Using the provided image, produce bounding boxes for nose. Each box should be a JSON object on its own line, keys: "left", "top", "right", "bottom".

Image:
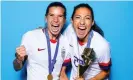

{"left": 53, "top": 16, "right": 59, "bottom": 23}
{"left": 80, "top": 18, "right": 85, "bottom": 25}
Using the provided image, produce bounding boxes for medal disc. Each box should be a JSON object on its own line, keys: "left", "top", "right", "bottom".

{"left": 47, "top": 74, "right": 53, "bottom": 80}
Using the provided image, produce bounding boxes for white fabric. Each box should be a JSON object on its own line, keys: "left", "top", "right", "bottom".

{"left": 63, "top": 24, "right": 111, "bottom": 80}
{"left": 21, "top": 28, "right": 70, "bottom": 80}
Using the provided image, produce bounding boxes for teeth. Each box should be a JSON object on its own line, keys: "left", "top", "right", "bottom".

{"left": 53, "top": 25, "right": 58, "bottom": 27}
{"left": 52, "top": 24, "right": 59, "bottom": 27}
{"left": 52, "top": 26, "right": 59, "bottom": 32}
{"left": 52, "top": 29, "right": 58, "bottom": 32}
{"left": 79, "top": 26, "right": 86, "bottom": 29}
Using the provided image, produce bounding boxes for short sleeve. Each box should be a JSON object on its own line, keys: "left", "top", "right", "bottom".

{"left": 98, "top": 43, "right": 111, "bottom": 71}
{"left": 62, "top": 37, "right": 72, "bottom": 67}
{"left": 20, "top": 31, "right": 31, "bottom": 55}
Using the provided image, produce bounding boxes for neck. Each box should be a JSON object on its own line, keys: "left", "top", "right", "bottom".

{"left": 78, "top": 33, "right": 90, "bottom": 45}
{"left": 48, "top": 30, "right": 58, "bottom": 40}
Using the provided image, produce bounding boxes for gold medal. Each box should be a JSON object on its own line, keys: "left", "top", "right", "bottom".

{"left": 47, "top": 74, "right": 53, "bottom": 80}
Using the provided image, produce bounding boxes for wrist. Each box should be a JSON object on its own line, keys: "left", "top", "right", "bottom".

{"left": 16, "top": 53, "right": 25, "bottom": 61}
{"left": 16, "top": 58, "right": 23, "bottom": 64}
{"left": 90, "top": 77, "right": 97, "bottom": 80}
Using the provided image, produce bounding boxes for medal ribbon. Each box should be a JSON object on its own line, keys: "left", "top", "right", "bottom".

{"left": 86, "top": 30, "right": 93, "bottom": 48}
{"left": 44, "top": 28, "right": 59, "bottom": 74}
{"left": 77, "top": 30, "right": 93, "bottom": 64}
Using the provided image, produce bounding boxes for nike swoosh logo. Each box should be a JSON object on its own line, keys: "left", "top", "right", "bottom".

{"left": 69, "top": 44, "right": 73, "bottom": 47}
{"left": 38, "top": 48, "right": 46, "bottom": 51}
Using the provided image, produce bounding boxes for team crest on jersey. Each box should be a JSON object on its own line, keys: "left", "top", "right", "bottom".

{"left": 61, "top": 47, "right": 66, "bottom": 59}
{"left": 74, "top": 56, "right": 84, "bottom": 67}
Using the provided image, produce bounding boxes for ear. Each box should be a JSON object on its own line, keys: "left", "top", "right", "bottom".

{"left": 45, "top": 16, "right": 47, "bottom": 23}
{"left": 92, "top": 20, "right": 94, "bottom": 26}
{"left": 71, "top": 18, "right": 73, "bottom": 24}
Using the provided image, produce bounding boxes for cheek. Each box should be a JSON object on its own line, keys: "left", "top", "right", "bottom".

{"left": 73, "top": 22, "right": 78, "bottom": 27}
{"left": 46, "top": 19, "right": 51, "bottom": 23}
{"left": 86, "top": 21, "right": 93, "bottom": 26}
{"left": 60, "top": 20, "right": 65, "bottom": 25}
{"left": 60, "top": 19, "right": 65, "bottom": 23}
{"left": 73, "top": 23, "right": 77, "bottom": 30}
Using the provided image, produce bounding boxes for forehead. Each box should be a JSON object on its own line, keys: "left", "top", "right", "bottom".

{"left": 48, "top": 6, "right": 64, "bottom": 14}
{"left": 74, "top": 7, "right": 91, "bottom": 16}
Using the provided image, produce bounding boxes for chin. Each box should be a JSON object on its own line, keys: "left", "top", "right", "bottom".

{"left": 77, "top": 33, "right": 85, "bottom": 37}
{"left": 52, "top": 32, "right": 60, "bottom": 36}
{"left": 77, "top": 36, "right": 84, "bottom": 40}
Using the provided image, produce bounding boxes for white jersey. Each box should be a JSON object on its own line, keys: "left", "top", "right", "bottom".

{"left": 63, "top": 24, "right": 111, "bottom": 80}
{"left": 21, "top": 28, "right": 70, "bottom": 80}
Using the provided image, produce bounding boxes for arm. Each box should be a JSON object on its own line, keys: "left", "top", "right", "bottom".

{"left": 60, "top": 66, "right": 69, "bottom": 80}
{"left": 90, "top": 43, "right": 111, "bottom": 80}
{"left": 90, "top": 70, "right": 110, "bottom": 80}
{"left": 13, "top": 45, "right": 27, "bottom": 71}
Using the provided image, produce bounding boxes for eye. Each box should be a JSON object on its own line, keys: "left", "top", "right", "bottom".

{"left": 85, "top": 17, "right": 91, "bottom": 20}
{"left": 49, "top": 14, "right": 54, "bottom": 17}
{"left": 59, "top": 15, "right": 63, "bottom": 18}
{"left": 75, "top": 16, "right": 80, "bottom": 19}
{"left": 85, "top": 15, "right": 92, "bottom": 20}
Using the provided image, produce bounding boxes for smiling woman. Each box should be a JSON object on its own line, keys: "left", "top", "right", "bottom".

{"left": 62, "top": 3, "right": 111, "bottom": 80}
{"left": 11, "top": 2, "right": 71, "bottom": 80}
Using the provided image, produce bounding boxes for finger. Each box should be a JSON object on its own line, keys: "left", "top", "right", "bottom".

{"left": 16, "top": 47, "right": 20, "bottom": 52}
{"left": 20, "top": 45, "right": 25, "bottom": 49}
{"left": 16, "top": 45, "right": 25, "bottom": 50}
{"left": 19, "top": 46, "right": 26, "bottom": 50}
{"left": 18, "top": 51, "right": 26, "bottom": 57}
{"left": 16, "top": 50, "right": 25, "bottom": 56}
{"left": 16, "top": 47, "right": 26, "bottom": 54}
{"left": 17, "top": 55, "right": 24, "bottom": 61}
{"left": 21, "top": 52, "right": 26, "bottom": 57}
{"left": 19, "top": 49, "right": 26, "bottom": 53}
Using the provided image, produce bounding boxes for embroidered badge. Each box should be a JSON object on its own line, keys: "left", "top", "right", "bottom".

{"left": 61, "top": 47, "right": 66, "bottom": 59}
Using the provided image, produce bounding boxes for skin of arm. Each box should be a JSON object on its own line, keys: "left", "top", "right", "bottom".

{"left": 13, "top": 54, "right": 27, "bottom": 71}
{"left": 74, "top": 70, "right": 109, "bottom": 80}
{"left": 13, "top": 45, "right": 27, "bottom": 71}
{"left": 89, "top": 70, "right": 110, "bottom": 80}
{"left": 60, "top": 66, "right": 69, "bottom": 80}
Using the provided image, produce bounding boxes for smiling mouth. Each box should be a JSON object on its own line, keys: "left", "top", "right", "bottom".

{"left": 78, "top": 26, "right": 86, "bottom": 30}
{"left": 77, "top": 26, "right": 86, "bottom": 35}
{"left": 51, "top": 24, "right": 60, "bottom": 32}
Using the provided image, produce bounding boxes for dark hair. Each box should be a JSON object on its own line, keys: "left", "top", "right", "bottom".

{"left": 71, "top": 3, "right": 104, "bottom": 37}
{"left": 45, "top": 2, "right": 66, "bottom": 18}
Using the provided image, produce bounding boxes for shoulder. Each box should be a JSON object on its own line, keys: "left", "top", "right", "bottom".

{"left": 92, "top": 30, "right": 110, "bottom": 47}
{"left": 63, "top": 24, "right": 74, "bottom": 34}
{"left": 63, "top": 24, "right": 77, "bottom": 44}
{"left": 63, "top": 24, "right": 75, "bottom": 36}
{"left": 92, "top": 30, "right": 110, "bottom": 54}
{"left": 23, "top": 28, "right": 43, "bottom": 38}
{"left": 60, "top": 34, "right": 69, "bottom": 45}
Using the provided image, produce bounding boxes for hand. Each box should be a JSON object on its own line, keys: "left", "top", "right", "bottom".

{"left": 16, "top": 45, "right": 27, "bottom": 61}
{"left": 74, "top": 76, "right": 84, "bottom": 80}
{"left": 89, "top": 77, "right": 97, "bottom": 80}
{"left": 59, "top": 66, "right": 68, "bottom": 80}
{"left": 59, "top": 75, "right": 68, "bottom": 80}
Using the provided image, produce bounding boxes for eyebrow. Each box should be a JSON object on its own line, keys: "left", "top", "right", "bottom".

{"left": 48, "top": 13, "right": 64, "bottom": 15}
{"left": 85, "top": 15, "right": 91, "bottom": 17}
{"left": 74, "top": 15, "right": 92, "bottom": 17}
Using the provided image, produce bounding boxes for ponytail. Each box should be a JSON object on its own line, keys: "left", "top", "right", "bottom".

{"left": 92, "top": 22, "right": 104, "bottom": 37}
